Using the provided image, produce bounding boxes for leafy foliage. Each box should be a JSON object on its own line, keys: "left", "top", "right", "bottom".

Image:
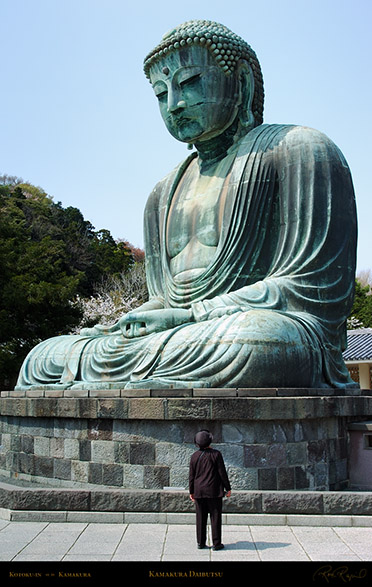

{"left": 347, "top": 279, "right": 372, "bottom": 329}
{"left": 0, "top": 177, "right": 135, "bottom": 388}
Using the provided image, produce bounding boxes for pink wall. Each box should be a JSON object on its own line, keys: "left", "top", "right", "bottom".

{"left": 349, "top": 430, "right": 372, "bottom": 489}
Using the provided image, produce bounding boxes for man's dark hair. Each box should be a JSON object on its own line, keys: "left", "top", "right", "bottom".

{"left": 194, "top": 429, "right": 213, "bottom": 449}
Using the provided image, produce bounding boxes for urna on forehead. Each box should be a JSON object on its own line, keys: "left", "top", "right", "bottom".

{"left": 143, "top": 19, "right": 265, "bottom": 126}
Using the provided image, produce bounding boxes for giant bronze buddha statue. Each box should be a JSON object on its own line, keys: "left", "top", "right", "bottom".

{"left": 16, "top": 20, "right": 358, "bottom": 390}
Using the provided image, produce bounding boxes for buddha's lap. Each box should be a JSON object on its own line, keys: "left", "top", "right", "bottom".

{"left": 30, "top": 308, "right": 316, "bottom": 364}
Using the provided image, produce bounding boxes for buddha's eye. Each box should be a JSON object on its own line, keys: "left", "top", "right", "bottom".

{"left": 180, "top": 73, "right": 201, "bottom": 88}
{"left": 156, "top": 90, "right": 167, "bottom": 102}
{"left": 153, "top": 82, "right": 168, "bottom": 102}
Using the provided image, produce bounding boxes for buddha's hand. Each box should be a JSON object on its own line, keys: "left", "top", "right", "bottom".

{"left": 208, "top": 305, "right": 243, "bottom": 319}
{"left": 119, "top": 308, "right": 193, "bottom": 339}
{"left": 79, "top": 323, "right": 121, "bottom": 336}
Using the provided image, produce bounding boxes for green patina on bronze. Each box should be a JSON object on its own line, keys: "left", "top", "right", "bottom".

{"left": 143, "top": 19, "right": 264, "bottom": 127}
{"left": 15, "top": 20, "right": 358, "bottom": 391}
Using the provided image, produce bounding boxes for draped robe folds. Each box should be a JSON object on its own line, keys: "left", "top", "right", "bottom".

{"left": 15, "top": 124, "right": 358, "bottom": 390}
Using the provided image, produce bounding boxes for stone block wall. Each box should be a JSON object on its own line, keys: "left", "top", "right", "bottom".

{"left": 0, "top": 389, "right": 372, "bottom": 492}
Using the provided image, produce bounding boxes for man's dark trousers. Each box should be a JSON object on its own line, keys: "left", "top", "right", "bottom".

{"left": 194, "top": 497, "right": 223, "bottom": 547}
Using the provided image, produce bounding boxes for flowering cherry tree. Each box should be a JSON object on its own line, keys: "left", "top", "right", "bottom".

{"left": 70, "top": 262, "right": 148, "bottom": 332}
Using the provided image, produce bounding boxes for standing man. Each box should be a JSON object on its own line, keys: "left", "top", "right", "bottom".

{"left": 189, "top": 430, "right": 231, "bottom": 550}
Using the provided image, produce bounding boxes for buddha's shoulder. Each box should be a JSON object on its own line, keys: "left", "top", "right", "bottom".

{"left": 247, "top": 123, "right": 337, "bottom": 150}
{"left": 235, "top": 124, "right": 343, "bottom": 169}
{"left": 146, "top": 153, "right": 197, "bottom": 205}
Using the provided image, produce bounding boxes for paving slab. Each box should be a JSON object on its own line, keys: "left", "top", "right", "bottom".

{"left": 0, "top": 522, "right": 49, "bottom": 560}
{"left": 66, "top": 523, "right": 127, "bottom": 556}
{"left": 112, "top": 523, "right": 167, "bottom": 561}
{"left": 11, "top": 523, "right": 87, "bottom": 561}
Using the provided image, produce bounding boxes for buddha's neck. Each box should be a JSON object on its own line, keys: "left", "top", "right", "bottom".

{"left": 193, "top": 118, "right": 248, "bottom": 171}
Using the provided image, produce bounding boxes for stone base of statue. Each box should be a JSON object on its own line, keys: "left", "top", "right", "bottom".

{"left": 1, "top": 387, "right": 372, "bottom": 517}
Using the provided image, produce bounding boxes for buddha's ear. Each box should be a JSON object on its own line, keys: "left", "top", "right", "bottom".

{"left": 236, "top": 60, "right": 255, "bottom": 130}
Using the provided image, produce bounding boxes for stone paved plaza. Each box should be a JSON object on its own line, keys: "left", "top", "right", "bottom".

{"left": 1, "top": 518, "right": 372, "bottom": 562}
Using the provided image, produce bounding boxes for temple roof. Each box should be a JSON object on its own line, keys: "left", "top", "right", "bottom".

{"left": 343, "top": 328, "right": 372, "bottom": 361}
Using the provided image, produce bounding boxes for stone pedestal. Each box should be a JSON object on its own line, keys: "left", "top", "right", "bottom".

{"left": 1, "top": 388, "right": 372, "bottom": 496}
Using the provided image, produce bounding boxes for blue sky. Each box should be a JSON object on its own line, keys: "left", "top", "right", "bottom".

{"left": 1, "top": 0, "right": 371, "bottom": 272}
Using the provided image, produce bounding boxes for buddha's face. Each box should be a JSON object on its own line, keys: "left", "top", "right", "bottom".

{"left": 149, "top": 46, "right": 241, "bottom": 144}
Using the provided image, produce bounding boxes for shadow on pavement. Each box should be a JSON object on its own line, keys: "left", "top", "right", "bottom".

{"left": 225, "top": 541, "right": 290, "bottom": 550}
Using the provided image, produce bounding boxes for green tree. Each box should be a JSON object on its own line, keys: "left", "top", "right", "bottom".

{"left": 0, "top": 178, "right": 135, "bottom": 388}
{"left": 88, "top": 229, "right": 133, "bottom": 286}
{"left": 348, "top": 279, "right": 372, "bottom": 329}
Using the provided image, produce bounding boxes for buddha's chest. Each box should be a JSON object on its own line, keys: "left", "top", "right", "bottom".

{"left": 166, "top": 158, "right": 232, "bottom": 258}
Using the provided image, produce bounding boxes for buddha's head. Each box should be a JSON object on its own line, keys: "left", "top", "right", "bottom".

{"left": 144, "top": 20, "right": 264, "bottom": 147}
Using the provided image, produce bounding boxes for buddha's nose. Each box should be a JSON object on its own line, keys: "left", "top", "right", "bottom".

{"left": 168, "top": 92, "right": 186, "bottom": 113}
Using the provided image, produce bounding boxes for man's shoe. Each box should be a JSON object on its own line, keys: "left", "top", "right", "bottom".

{"left": 212, "top": 544, "right": 224, "bottom": 551}
{"left": 197, "top": 544, "right": 206, "bottom": 549}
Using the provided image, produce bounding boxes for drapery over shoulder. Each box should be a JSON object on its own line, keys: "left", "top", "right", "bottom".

{"left": 144, "top": 123, "right": 357, "bottom": 387}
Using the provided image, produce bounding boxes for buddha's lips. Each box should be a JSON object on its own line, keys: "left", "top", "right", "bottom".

{"left": 171, "top": 115, "right": 192, "bottom": 127}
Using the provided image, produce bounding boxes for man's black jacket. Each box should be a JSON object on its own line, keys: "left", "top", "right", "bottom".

{"left": 189, "top": 447, "right": 231, "bottom": 498}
